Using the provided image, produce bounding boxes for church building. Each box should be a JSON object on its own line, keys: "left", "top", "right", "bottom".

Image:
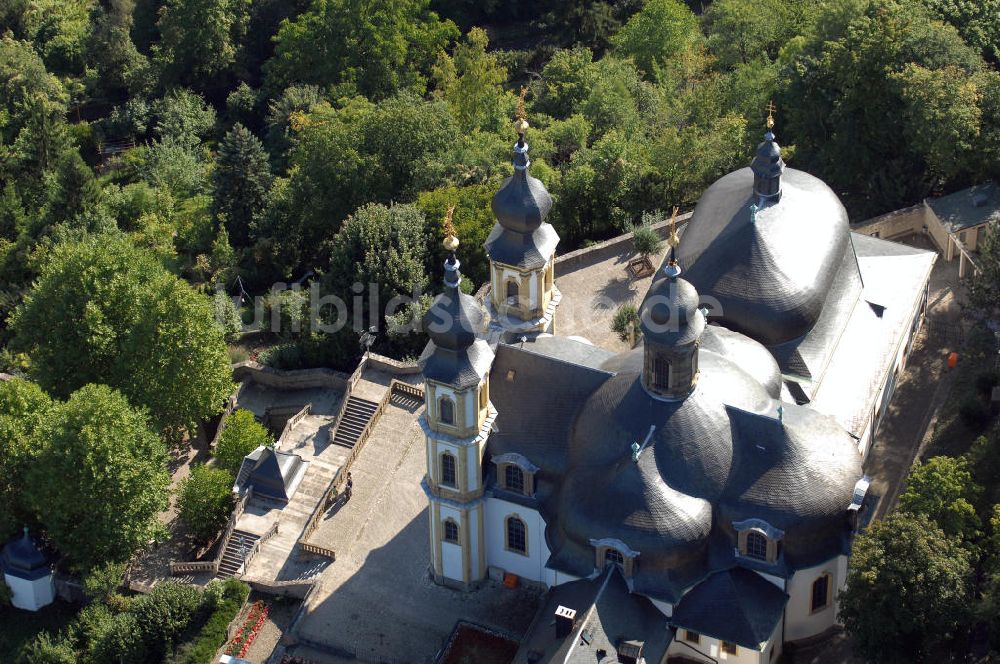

{"left": 418, "top": 113, "right": 935, "bottom": 663}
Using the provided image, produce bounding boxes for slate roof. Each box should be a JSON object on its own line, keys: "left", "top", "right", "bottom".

{"left": 238, "top": 446, "right": 307, "bottom": 503}
{"left": 488, "top": 332, "right": 862, "bottom": 602}
{"left": 677, "top": 167, "right": 856, "bottom": 348}
{"left": 671, "top": 567, "right": 788, "bottom": 650}
{"left": 484, "top": 222, "right": 559, "bottom": 271}
{"left": 420, "top": 340, "right": 493, "bottom": 390}
{"left": 1, "top": 530, "right": 51, "bottom": 581}
{"left": 512, "top": 567, "right": 673, "bottom": 664}
{"left": 927, "top": 181, "right": 1000, "bottom": 233}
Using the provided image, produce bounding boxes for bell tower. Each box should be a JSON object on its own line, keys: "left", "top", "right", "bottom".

{"left": 485, "top": 98, "right": 560, "bottom": 342}
{"left": 420, "top": 220, "right": 496, "bottom": 590}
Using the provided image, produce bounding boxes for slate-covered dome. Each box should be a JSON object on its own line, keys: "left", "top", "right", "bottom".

{"left": 548, "top": 340, "right": 862, "bottom": 577}
{"left": 677, "top": 145, "right": 851, "bottom": 347}
{"left": 639, "top": 269, "right": 705, "bottom": 347}
{"left": 422, "top": 254, "right": 484, "bottom": 351}
{"left": 490, "top": 140, "right": 552, "bottom": 234}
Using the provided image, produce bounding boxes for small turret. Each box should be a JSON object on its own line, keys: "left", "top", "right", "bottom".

{"left": 751, "top": 102, "right": 785, "bottom": 201}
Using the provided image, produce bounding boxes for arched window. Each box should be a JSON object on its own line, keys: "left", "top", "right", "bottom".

{"left": 504, "top": 465, "right": 525, "bottom": 494}
{"left": 443, "top": 519, "right": 459, "bottom": 543}
{"left": 652, "top": 357, "right": 671, "bottom": 390}
{"left": 506, "top": 280, "right": 519, "bottom": 306}
{"left": 811, "top": 574, "right": 831, "bottom": 612}
{"left": 439, "top": 397, "right": 455, "bottom": 425}
{"left": 604, "top": 548, "right": 624, "bottom": 570}
{"left": 506, "top": 516, "right": 527, "bottom": 554}
{"left": 440, "top": 453, "right": 457, "bottom": 487}
{"left": 745, "top": 530, "right": 768, "bottom": 561}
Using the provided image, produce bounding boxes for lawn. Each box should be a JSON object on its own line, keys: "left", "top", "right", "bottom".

{"left": 0, "top": 600, "right": 79, "bottom": 661}
{"left": 923, "top": 324, "right": 998, "bottom": 460}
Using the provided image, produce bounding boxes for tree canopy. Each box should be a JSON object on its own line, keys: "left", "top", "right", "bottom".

{"left": 25, "top": 384, "right": 170, "bottom": 570}
{"left": 11, "top": 234, "right": 233, "bottom": 435}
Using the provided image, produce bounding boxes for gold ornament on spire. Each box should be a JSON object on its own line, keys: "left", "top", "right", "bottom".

{"left": 766, "top": 100, "right": 777, "bottom": 130}
{"left": 443, "top": 205, "right": 459, "bottom": 251}
{"left": 514, "top": 86, "right": 530, "bottom": 135}
{"left": 667, "top": 206, "right": 680, "bottom": 250}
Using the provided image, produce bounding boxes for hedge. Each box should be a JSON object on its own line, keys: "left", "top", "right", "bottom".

{"left": 167, "top": 580, "right": 249, "bottom": 664}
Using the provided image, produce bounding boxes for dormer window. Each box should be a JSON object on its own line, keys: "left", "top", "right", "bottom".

{"left": 745, "top": 531, "right": 768, "bottom": 561}
{"left": 492, "top": 453, "right": 539, "bottom": 497}
{"left": 605, "top": 548, "right": 624, "bottom": 570}
{"left": 733, "top": 519, "right": 784, "bottom": 565}
{"left": 504, "top": 465, "right": 525, "bottom": 494}
{"left": 439, "top": 397, "right": 455, "bottom": 425}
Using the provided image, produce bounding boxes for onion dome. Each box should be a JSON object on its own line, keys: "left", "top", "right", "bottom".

{"left": 677, "top": 121, "right": 851, "bottom": 347}
{"left": 490, "top": 122, "right": 552, "bottom": 234}
{"left": 420, "top": 229, "right": 493, "bottom": 389}
{"left": 422, "top": 234, "right": 483, "bottom": 352}
{"left": 1, "top": 528, "right": 50, "bottom": 579}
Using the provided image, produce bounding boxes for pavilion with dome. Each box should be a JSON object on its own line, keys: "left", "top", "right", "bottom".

{"left": 417, "top": 113, "right": 935, "bottom": 663}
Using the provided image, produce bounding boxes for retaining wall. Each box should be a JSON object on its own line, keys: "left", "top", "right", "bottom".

{"left": 232, "top": 361, "right": 350, "bottom": 391}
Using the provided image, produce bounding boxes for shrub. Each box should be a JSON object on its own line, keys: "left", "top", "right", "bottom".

{"left": 632, "top": 220, "right": 663, "bottom": 260}
{"left": 611, "top": 303, "right": 640, "bottom": 343}
{"left": 16, "top": 632, "right": 75, "bottom": 664}
{"left": 82, "top": 562, "right": 127, "bottom": 603}
{"left": 128, "top": 582, "right": 204, "bottom": 661}
{"left": 214, "top": 409, "right": 273, "bottom": 475}
{"left": 176, "top": 464, "right": 236, "bottom": 541}
{"left": 69, "top": 603, "right": 114, "bottom": 654}
{"left": 167, "top": 580, "right": 249, "bottom": 664}
{"left": 90, "top": 611, "right": 147, "bottom": 664}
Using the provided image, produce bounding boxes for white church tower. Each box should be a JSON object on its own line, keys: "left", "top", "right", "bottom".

{"left": 419, "top": 229, "right": 496, "bottom": 589}
{"left": 485, "top": 112, "right": 560, "bottom": 341}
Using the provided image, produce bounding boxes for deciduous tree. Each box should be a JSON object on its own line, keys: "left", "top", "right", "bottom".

{"left": 25, "top": 384, "right": 170, "bottom": 570}
{"left": 214, "top": 409, "right": 273, "bottom": 475}
{"left": 176, "top": 464, "right": 235, "bottom": 541}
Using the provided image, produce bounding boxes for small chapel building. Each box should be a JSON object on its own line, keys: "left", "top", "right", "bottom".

{"left": 418, "top": 115, "right": 935, "bottom": 663}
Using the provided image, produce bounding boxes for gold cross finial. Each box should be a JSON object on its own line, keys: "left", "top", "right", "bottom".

{"left": 514, "top": 87, "right": 530, "bottom": 135}
{"left": 667, "top": 206, "right": 680, "bottom": 249}
{"left": 443, "top": 205, "right": 459, "bottom": 251}
{"left": 766, "top": 100, "right": 776, "bottom": 130}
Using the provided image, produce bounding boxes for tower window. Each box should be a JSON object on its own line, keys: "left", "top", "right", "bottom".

{"left": 722, "top": 642, "right": 738, "bottom": 655}
{"left": 604, "top": 548, "right": 624, "bottom": 570}
{"left": 443, "top": 519, "right": 459, "bottom": 543}
{"left": 652, "top": 357, "right": 671, "bottom": 390}
{"left": 504, "top": 465, "right": 525, "bottom": 494}
{"left": 506, "top": 280, "right": 519, "bottom": 306}
{"left": 745, "top": 531, "right": 768, "bottom": 561}
{"left": 440, "top": 453, "right": 457, "bottom": 487}
{"left": 479, "top": 384, "right": 487, "bottom": 410}
{"left": 811, "top": 574, "right": 831, "bottom": 612}
{"left": 506, "top": 516, "right": 527, "bottom": 554}
{"left": 439, "top": 397, "right": 455, "bottom": 425}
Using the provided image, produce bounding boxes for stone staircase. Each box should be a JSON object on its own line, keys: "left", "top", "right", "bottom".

{"left": 217, "top": 530, "right": 261, "bottom": 578}
{"left": 332, "top": 396, "right": 380, "bottom": 449}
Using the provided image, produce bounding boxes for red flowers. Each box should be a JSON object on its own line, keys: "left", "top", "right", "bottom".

{"left": 226, "top": 600, "right": 271, "bottom": 658}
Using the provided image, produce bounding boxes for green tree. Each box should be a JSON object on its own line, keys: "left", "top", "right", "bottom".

{"left": 25, "top": 384, "right": 170, "bottom": 570}
{"left": 152, "top": 88, "right": 218, "bottom": 147}
{"left": 16, "top": 632, "right": 75, "bottom": 664}
{"left": 704, "top": 0, "right": 822, "bottom": 67}
{"left": 11, "top": 235, "right": 234, "bottom": 435}
{"left": 322, "top": 202, "right": 429, "bottom": 335}
{"left": 0, "top": 378, "right": 52, "bottom": 541}
{"left": 839, "top": 512, "right": 971, "bottom": 661}
{"left": 155, "top": 0, "right": 250, "bottom": 90}
{"left": 267, "top": 0, "right": 459, "bottom": 99}
{"left": 922, "top": 0, "right": 1000, "bottom": 64}
{"left": 84, "top": 0, "right": 150, "bottom": 98}
{"left": 213, "top": 123, "right": 272, "bottom": 246}
{"left": 899, "top": 455, "right": 981, "bottom": 539}
{"left": 176, "top": 464, "right": 234, "bottom": 541}
{"left": 632, "top": 218, "right": 663, "bottom": 265}
{"left": 416, "top": 182, "right": 496, "bottom": 288}
{"left": 611, "top": 303, "right": 640, "bottom": 343}
{"left": 82, "top": 562, "right": 128, "bottom": 604}
{"left": 432, "top": 28, "right": 511, "bottom": 133}
{"left": 612, "top": 0, "right": 699, "bottom": 78}
{"left": 214, "top": 409, "right": 273, "bottom": 475}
